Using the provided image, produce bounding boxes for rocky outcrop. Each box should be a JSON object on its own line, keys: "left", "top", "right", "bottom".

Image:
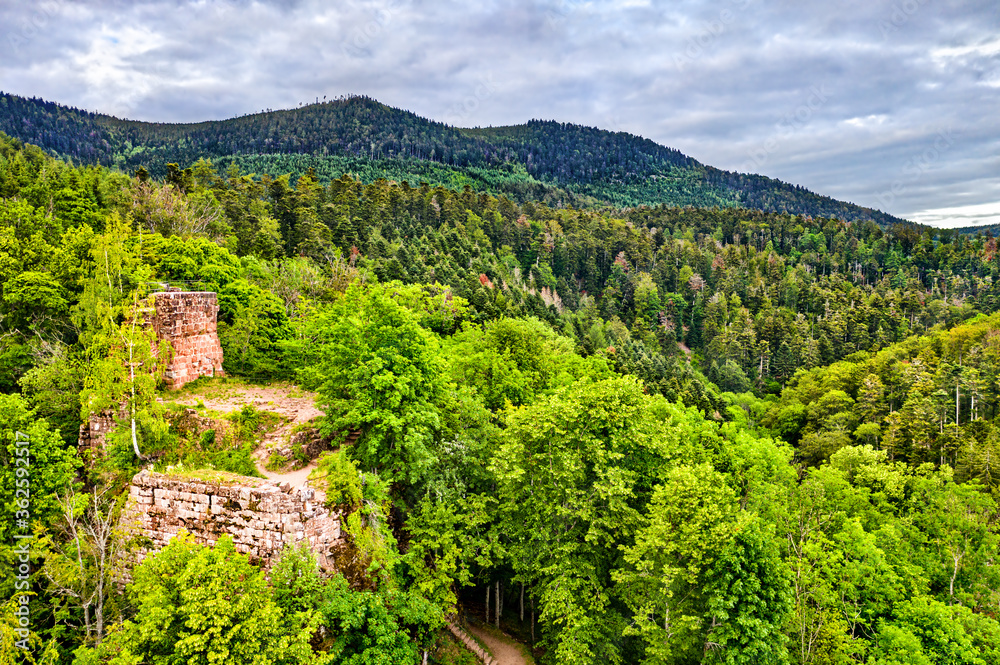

{"left": 266, "top": 424, "right": 334, "bottom": 469}
{"left": 163, "top": 407, "right": 220, "bottom": 439}
{"left": 125, "top": 470, "right": 345, "bottom": 568}
{"left": 153, "top": 291, "right": 224, "bottom": 390}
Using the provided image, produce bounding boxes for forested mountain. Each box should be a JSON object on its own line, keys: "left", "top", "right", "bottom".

{"left": 955, "top": 222, "right": 1000, "bottom": 237}
{"left": 2, "top": 125, "right": 999, "bottom": 665}
{"left": 0, "top": 92, "right": 905, "bottom": 222}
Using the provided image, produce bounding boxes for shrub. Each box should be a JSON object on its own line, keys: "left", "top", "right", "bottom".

{"left": 310, "top": 450, "right": 362, "bottom": 510}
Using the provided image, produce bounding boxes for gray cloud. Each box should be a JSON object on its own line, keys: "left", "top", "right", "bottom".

{"left": 0, "top": 0, "right": 997, "bottom": 226}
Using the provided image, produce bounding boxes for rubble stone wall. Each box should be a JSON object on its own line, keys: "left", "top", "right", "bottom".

{"left": 125, "top": 470, "right": 345, "bottom": 569}
{"left": 153, "top": 291, "right": 224, "bottom": 390}
{"left": 77, "top": 406, "right": 126, "bottom": 456}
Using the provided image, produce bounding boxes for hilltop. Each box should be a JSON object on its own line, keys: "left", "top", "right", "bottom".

{"left": 0, "top": 92, "right": 904, "bottom": 224}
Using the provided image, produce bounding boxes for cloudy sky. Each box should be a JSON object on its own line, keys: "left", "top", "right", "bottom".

{"left": 2, "top": 0, "right": 998, "bottom": 226}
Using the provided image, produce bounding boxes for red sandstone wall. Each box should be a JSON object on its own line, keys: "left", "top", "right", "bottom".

{"left": 125, "top": 470, "right": 344, "bottom": 569}
{"left": 77, "top": 404, "right": 127, "bottom": 457}
{"left": 154, "top": 292, "right": 224, "bottom": 389}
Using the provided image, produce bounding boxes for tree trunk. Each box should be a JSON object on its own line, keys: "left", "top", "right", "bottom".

{"left": 131, "top": 414, "right": 141, "bottom": 460}
{"left": 520, "top": 582, "right": 524, "bottom": 622}
{"left": 950, "top": 551, "right": 962, "bottom": 602}
{"left": 485, "top": 583, "right": 489, "bottom": 623}
{"left": 496, "top": 580, "right": 501, "bottom": 628}
{"left": 531, "top": 597, "right": 535, "bottom": 644}
{"left": 127, "top": 302, "right": 143, "bottom": 461}
{"left": 95, "top": 578, "right": 104, "bottom": 645}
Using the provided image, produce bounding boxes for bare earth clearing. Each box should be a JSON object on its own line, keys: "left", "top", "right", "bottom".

{"left": 161, "top": 381, "right": 324, "bottom": 486}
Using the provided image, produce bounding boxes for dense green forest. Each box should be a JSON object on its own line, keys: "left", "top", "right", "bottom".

{"left": 0, "top": 93, "right": 906, "bottom": 222}
{"left": 2, "top": 130, "right": 999, "bottom": 665}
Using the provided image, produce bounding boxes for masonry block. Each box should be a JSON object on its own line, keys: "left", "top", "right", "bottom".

{"left": 124, "top": 470, "right": 347, "bottom": 570}
{"left": 153, "top": 292, "right": 225, "bottom": 390}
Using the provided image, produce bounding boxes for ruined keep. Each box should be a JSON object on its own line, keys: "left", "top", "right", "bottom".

{"left": 77, "top": 291, "right": 225, "bottom": 453}
{"left": 125, "top": 470, "right": 345, "bottom": 568}
{"left": 153, "top": 291, "right": 224, "bottom": 390}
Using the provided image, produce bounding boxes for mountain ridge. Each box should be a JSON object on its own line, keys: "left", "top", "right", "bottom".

{"left": 0, "top": 91, "right": 907, "bottom": 225}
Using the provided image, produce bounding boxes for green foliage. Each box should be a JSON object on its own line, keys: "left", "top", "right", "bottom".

{"left": 403, "top": 496, "right": 489, "bottom": 614}
{"left": 94, "top": 533, "right": 314, "bottom": 665}
{"left": 311, "top": 450, "right": 363, "bottom": 511}
{"left": 318, "top": 575, "right": 421, "bottom": 665}
{"left": 343, "top": 472, "right": 399, "bottom": 586}
{"left": 0, "top": 394, "right": 79, "bottom": 543}
{"left": 18, "top": 341, "right": 84, "bottom": 444}
{"left": 701, "top": 519, "right": 792, "bottom": 665}
{"left": 2, "top": 271, "right": 69, "bottom": 328}
{"left": 492, "top": 376, "right": 724, "bottom": 663}
{"left": 444, "top": 317, "right": 608, "bottom": 410}
{"left": 0, "top": 596, "right": 59, "bottom": 665}
{"left": 616, "top": 464, "right": 743, "bottom": 663}
{"left": 227, "top": 404, "right": 262, "bottom": 441}
{"left": 0, "top": 94, "right": 908, "bottom": 223}
{"left": 218, "top": 280, "right": 292, "bottom": 379}
{"left": 309, "top": 282, "right": 445, "bottom": 484}
{"left": 271, "top": 543, "right": 326, "bottom": 619}
{"left": 763, "top": 312, "right": 1000, "bottom": 474}
{"left": 3, "top": 113, "right": 1000, "bottom": 665}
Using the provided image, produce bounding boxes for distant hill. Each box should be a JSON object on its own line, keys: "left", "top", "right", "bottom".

{"left": 0, "top": 92, "right": 906, "bottom": 224}
{"left": 953, "top": 224, "right": 1000, "bottom": 237}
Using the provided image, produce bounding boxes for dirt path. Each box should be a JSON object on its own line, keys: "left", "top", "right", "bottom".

{"left": 162, "top": 382, "right": 323, "bottom": 486}
{"left": 465, "top": 624, "right": 530, "bottom": 665}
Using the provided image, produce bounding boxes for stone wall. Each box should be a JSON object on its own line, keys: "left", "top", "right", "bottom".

{"left": 125, "top": 470, "right": 345, "bottom": 569}
{"left": 77, "top": 405, "right": 127, "bottom": 456}
{"left": 153, "top": 291, "right": 224, "bottom": 390}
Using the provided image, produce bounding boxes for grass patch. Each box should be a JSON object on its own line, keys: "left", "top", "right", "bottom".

{"left": 156, "top": 466, "right": 259, "bottom": 484}
{"left": 153, "top": 403, "right": 279, "bottom": 478}
{"left": 160, "top": 375, "right": 250, "bottom": 400}
{"left": 266, "top": 451, "right": 290, "bottom": 472}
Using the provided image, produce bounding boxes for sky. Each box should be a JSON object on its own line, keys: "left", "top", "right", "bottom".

{"left": 1, "top": 0, "right": 998, "bottom": 227}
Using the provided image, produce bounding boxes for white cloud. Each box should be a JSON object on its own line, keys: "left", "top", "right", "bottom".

{"left": 930, "top": 37, "right": 1000, "bottom": 62}
{"left": 908, "top": 201, "right": 1000, "bottom": 229}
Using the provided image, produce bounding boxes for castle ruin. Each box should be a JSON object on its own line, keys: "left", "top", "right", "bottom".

{"left": 153, "top": 291, "right": 225, "bottom": 390}
{"left": 125, "top": 470, "right": 345, "bottom": 569}
{"left": 78, "top": 291, "right": 225, "bottom": 453}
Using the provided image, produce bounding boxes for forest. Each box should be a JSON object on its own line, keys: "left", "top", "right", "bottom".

{"left": 1, "top": 128, "right": 999, "bottom": 665}
{"left": 0, "top": 92, "right": 906, "bottom": 222}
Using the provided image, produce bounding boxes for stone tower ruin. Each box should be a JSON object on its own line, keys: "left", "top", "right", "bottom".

{"left": 78, "top": 291, "right": 226, "bottom": 454}
{"left": 153, "top": 291, "right": 225, "bottom": 390}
